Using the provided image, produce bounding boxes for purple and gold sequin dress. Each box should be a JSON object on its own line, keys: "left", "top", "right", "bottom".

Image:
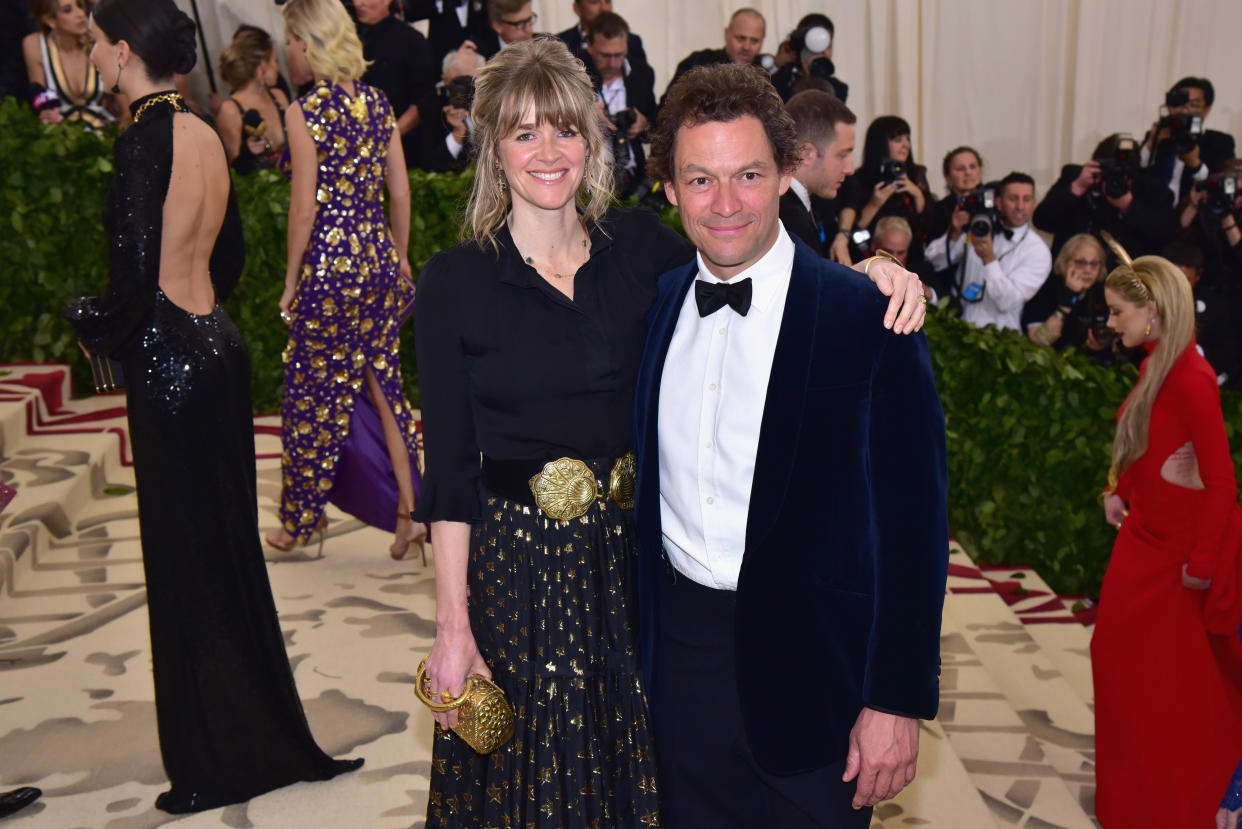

{"left": 279, "top": 80, "right": 420, "bottom": 541}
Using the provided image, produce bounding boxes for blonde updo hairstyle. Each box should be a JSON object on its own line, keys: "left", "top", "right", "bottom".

{"left": 219, "top": 27, "right": 274, "bottom": 91}
{"left": 1104, "top": 254, "right": 1195, "bottom": 492}
{"left": 281, "top": 0, "right": 369, "bottom": 85}
{"left": 465, "top": 37, "right": 613, "bottom": 252}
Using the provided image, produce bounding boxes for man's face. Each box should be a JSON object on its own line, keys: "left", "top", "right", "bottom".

{"left": 875, "top": 230, "right": 910, "bottom": 265}
{"left": 797, "top": 122, "right": 854, "bottom": 199}
{"left": 572, "top": 0, "right": 611, "bottom": 26}
{"left": 442, "top": 47, "right": 479, "bottom": 84}
{"left": 723, "top": 14, "right": 764, "bottom": 65}
{"left": 1170, "top": 86, "right": 1210, "bottom": 119}
{"left": 998, "top": 182, "right": 1035, "bottom": 228}
{"left": 353, "top": 0, "right": 390, "bottom": 25}
{"left": 492, "top": 2, "right": 535, "bottom": 42}
{"left": 586, "top": 33, "right": 626, "bottom": 82}
{"left": 664, "top": 115, "right": 791, "bottom": 281}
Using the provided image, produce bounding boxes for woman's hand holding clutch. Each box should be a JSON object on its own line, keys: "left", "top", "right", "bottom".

{"left": 424, "top": 627, "right": 491, "bottom": 731}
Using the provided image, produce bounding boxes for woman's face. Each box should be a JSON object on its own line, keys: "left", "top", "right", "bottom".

{"left": 888, "top": 132, "right": 910, "bottom": 162}
{"left": 45, "top": 0, "right": 88, "bottom": 37}
{"left": 284, "top": 28, "right": 312, "bottom": 86}
{"left": 1105, "top": 286, "right": 1157, "bottom": 348}
{"left": 497, "top": 105, "right": 587, "bottom": 214}
{"left": 87, "top": 15, "right": 118, "bottom": 84}
{"left": 260, "top": 51, "right": 279, "bottom": 87}
{"left": 1063, "top": 243, "right": 1103, "bottom": 294}
{"left": 946, "top": 150, "right": 981, "bottom": 194}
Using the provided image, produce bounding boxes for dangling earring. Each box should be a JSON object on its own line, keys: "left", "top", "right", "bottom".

{"left": 111, "top": 62, "right": 122, "bottom": 94}
{"left": 1145, "top": 318, "right": 1152, "bottom": 337}
{"left": 496, "top": 163, "right": 507, "bottom": 192}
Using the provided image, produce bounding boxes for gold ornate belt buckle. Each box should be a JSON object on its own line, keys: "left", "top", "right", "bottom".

{"left": 609, "top": 451, "right": 636, "bottom": 511}
{"left": 529, "top": 458, "right": 599, "bottom": 520}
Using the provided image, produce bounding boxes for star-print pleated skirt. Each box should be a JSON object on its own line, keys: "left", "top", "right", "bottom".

{"left": 426, "top": 491, "right": 660, "bottom": 828}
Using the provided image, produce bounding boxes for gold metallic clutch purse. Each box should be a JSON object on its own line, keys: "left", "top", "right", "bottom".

{"left": 414, "top": 658, "right": 515, "bottom": 754}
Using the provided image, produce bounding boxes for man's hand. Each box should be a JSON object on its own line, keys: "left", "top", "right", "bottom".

{"left": 627, "top": 109, "right": 650, "bottom": 140}
{"left": 970, "top": 232, "right": 996, "bottom": 264}
{"left": 1179, "top": 141, "right": 1203, "bottom": 171}
{"left": 1104, "top": 188, "right": 1134, "bottom": 215}
{"left": 1070, "top": 160, "right": 1101, "bottom": 198}
{"left": 855, "top": 258, "right": 926, "bottom": 334}
{"left": 1219, "top": 805, "right": 1241, "bottom": 829}
{"left": 830, "top": 233, "right": 853, "bottom": 266}
{"left": 444, "top": 104, "right": 469, "bottom": 143}
{"left": 842, "top": 708, "right": 919, "bottom": 809}
{"left": 948, "top": 206, "right": 969, "bottom": 240}
{"left": 592, "top": 100, "right": 615, "bottom": 132}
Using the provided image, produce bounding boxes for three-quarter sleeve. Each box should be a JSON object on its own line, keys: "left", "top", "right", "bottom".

{"left": 413, "top": 253, "right": 482, "bottom": 523}
{"left": 1178, "top": 367, "right": 1239, "bottom": 579}
{"left": 210, "top": 187, "right": 246, "bottom": 304}
{"left": 64, "top": 124, "right": 172, "bottom": 357}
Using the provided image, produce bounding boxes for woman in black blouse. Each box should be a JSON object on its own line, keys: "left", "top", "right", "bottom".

{"left": 414, "top": 38, "right": 927, "bottom": 828}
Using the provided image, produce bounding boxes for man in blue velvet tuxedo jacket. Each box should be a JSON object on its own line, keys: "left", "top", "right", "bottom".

{"left": 635, "top": 63, "right": 949, "bottom": 827}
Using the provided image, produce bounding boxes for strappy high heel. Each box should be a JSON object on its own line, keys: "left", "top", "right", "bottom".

{"left": 390, "top": 511, "right": 428, "bottom": 565}
{"left": 265, "top": 516, "right": 328, "bottom": 557}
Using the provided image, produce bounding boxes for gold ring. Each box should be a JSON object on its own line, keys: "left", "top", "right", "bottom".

{"left": 919, "top": 295, "right": 927, "bottom": 305}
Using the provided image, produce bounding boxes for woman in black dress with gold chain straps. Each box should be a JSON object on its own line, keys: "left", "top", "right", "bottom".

{"left": 65, "top": 0, "right": 359, "bottom": 813}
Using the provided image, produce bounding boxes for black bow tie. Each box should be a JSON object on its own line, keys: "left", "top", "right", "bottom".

{"left": 695, "top": 278, "right": 752, "bottom": 317}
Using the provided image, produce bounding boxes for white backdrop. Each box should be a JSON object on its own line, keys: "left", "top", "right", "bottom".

{"left": 176, "top": 0, "right": 1242, "bottom": 195}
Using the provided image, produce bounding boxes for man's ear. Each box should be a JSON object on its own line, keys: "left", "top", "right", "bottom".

{"left": 663, "top": 180, "right": 679, "bottom": 207}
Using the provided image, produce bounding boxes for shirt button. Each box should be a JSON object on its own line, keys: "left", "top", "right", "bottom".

{"left": 705, "top": 441, "right": 713, "bottom": 448}
{"left": 718, "top": 327, "right": 726, "bottom": 335}
{"left": 708, "top": 383, "right": 717, "bottom": 391}
{"left": 706, "top": 497, "right": 714, "bottom": 504}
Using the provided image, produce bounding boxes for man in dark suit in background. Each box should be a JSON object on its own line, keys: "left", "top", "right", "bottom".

{"left": 661, "top": 7, "right": 765, "bottom": 108}
{"left": 355, "top": 0, "right": 438, "bottom": 167}
{"left": 1141, "top": 77, "right": 1237, "bottom": 206}
{"left": 404, "top": 0, "right": 494, "bottom": 63}
{"left": 583, "top": 12, "right": 655, "bottom": 196}
{"left": 411, "top": 44, "right": 483, "bottom": 173}
{"left": 636, "top": 63, "right": 946, "bottom": 828}
{"left": 556, "top": 0, "right": 647, "bottom": 65}
{"left": 780, "top": 89, "right": 856, "bottom": 256}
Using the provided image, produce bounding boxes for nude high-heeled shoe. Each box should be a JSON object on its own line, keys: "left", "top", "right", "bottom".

{"left": 390, "top": 511, "right": 428, "bottom": 565}
{"left": 265, "top": 516, "right": 328, "bottom": 557}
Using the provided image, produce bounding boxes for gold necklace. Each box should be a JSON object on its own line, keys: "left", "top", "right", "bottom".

{"left": 133, "top": 91, "right": 185, "bottom": 123}
{"left": 523, "top": 235, "right": 589, "bottom": 279}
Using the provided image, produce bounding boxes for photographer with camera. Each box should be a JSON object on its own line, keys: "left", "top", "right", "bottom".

{"left": 1141, "top": 77, "right": 1236, "bottom": 206}
{"left": 927, "top": 147, "right": 984, "bottom": 299}
{"left": 926, "top": 172, "right": 1051, "bottom": 331}
{"left": 1161, "top": 240, "right": 1242, "bottom": 388}
{"left": 770, "top": 14, "right": 847, "bottom": 103}
{"left": 835, "top": 115, "right": 933, "bottom": 268}
{"left": 779, "top": 89, "right": 856, "bottom": 256}
{"left": 411, "top": 44, "right": 484, "bottom": 173}
{"left": 584, "top": 11, "right": 655, "bottom": 197}
{"left": 556, "top": 0, "right": 647, "bottom": 65}
{"left": 1178, "top": 160, "right": 1242, "bottom": 282}
{"left": 1020, "top": 233, "right": 1120, "bottom": 363}
{"left": 1033, "top": 133, "right": 1175, "bottom": 263}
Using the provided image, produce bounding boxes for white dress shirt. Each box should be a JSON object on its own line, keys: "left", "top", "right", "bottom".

{"left": 658, "top": 225, "right": 796, "bottom": 590}
{"left": 1140, "top": 142, "right": 1208, "bottom": 204}
{"left": 925, "top": 222, "right": 1051, "bottom": 332}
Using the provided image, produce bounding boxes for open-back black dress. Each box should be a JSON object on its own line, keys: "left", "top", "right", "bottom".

{"left": 65, "top": 91, "right": 361, "bottom": 814}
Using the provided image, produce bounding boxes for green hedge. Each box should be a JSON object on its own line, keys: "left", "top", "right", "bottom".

{"left": 6, "top": 97, "right": 1242, "bottom": 597}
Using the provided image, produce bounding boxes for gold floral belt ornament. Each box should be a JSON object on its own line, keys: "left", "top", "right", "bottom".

{"left": 414, "top": 658, "right": 514, "bottom": 754}
{"left": 528, "top": 451, "right": 636, "bottom": 520}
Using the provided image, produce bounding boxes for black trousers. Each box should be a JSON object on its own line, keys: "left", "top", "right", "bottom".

{"left": 651, "top": 570, "right": 873, "bottom": 829}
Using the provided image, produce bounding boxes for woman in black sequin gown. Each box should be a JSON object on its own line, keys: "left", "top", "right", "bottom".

{"left": 65, "top": 0, "right": 360, "bottom": 813}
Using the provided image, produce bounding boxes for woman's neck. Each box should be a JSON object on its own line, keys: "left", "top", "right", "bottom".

{"left": 508, "top": 202, "right": 585, "bottom": 258}
{"left": 52, "top": 28, "right": 81, "bottom": 53}
{"left": 235, "top": 77, "right": 264, "bottom": 98}
{"left": 126, "top": 78, "right": 174, "bottom": 105}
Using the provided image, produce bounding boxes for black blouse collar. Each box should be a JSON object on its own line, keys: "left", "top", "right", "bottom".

{"left": 495, "top": 213, "right": 616, "bottom": 288}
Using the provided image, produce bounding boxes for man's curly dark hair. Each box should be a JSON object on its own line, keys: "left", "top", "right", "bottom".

{"left": 648, "top": 63, "right": 800, "bottom": 183}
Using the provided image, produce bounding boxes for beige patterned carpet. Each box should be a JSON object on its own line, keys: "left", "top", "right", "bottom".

{"left": 0, "top": 365, "right": 1099, "bottom": 828}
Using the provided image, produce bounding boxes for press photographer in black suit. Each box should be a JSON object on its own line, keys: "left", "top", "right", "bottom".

{"left": 780, "top": 89, "right": 856, "bottom": 256}
{"left": 661, "top": 7, "right": 764, "bottom": 107}
{"left": 584, "top": 12, "right": 655, "bottom": 197}
{"left": 555, "top": 0, "right": 646, "bottom": 65}
{"left": 770, "top": 14, "right": 848, "bottom": 103}
{"left": 1140, "top": 77, "right": 1237, "bottom": 206}
{"left": 355, "top": 0, "right": 437, "bottom": 166}
{"left": 404, "top": 0, "right": 493, "bottom": 64}
{"left": 411, "top": 44, "right": 483, "bottom": 173}
{"left": 1033, "top": 133, "right": 1175, "bottom": 263}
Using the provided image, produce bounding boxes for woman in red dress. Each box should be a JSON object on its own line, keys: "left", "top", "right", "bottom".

{"left": 1093, "top": 251, "right": 1242, "bottom": 827}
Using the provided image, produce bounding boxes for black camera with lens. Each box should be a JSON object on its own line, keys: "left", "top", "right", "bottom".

{"left": 1092, "top": 133, "right": 1139, "bottom": 199}
{"left": 878, "top": 158, "right": 907, "bottom": 185}
{"left": 438, "top": 75, "right": 475, "bottom": 111}
{"left": 1195, "top": 173, "right": 1238, "bottom": 218}
{"left": 957, "top": 186, "right": 998, "bottom": 237}
{"left": 1158, "top": 113, "right": 1204, "bottom": 155}
{"left": 608, "top": 108, "right": 640, "bottom": 195}
{"left": 848, "top": 228, "right": 872, "bottom": 261}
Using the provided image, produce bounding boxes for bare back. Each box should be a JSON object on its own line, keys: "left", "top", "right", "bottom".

{"left": 160, "top": 113, "right": 230, "bottom": 314}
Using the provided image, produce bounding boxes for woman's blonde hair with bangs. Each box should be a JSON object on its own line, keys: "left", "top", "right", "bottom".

{"left": 465, "top": 37, "right": 613, "bottom": 253}
{"left": 281, "top": 0, "right": 369, "bottom": 85}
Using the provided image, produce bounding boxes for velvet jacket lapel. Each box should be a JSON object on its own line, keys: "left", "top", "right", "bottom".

{"left": 743, "top": 244, "right": 820, "bottom": 553}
